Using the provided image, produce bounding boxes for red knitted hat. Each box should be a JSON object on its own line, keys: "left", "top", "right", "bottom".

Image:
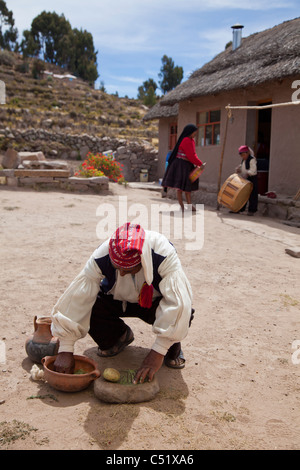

{"left": 109, "top": 223, "right": 145, "bottom": 269}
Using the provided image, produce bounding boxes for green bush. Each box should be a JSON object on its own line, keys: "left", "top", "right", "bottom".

{"left": 0, "top": 50, "right": 15, "bottom": 66}
{"left": 31, "top": 59, "right": 45, "bottom": 79}
{"left": 15, "top": 62, "right": 29, "bottom": 74}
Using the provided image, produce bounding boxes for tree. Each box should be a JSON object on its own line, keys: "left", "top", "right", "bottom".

{"left": 30, "top": 11, "right": 72, "bottom": 63}
{"left": 20, "top": 29, "right": 40, "bottom": 58}
{"left": 20, "top": 11, "right": 98, "bottom": 84}
{"left": 65, "top": 28, "right": 98, "bottom": 83}
{"left": 158, "top": 55, "right": 183, "bottom": 95}
{"left": 137, "top": 78, "right": 158, "bottom": 106}
{"left": 31, "top": 59, "right": 45, "bottom": 79}
{"left": 144, "top": 86, "right": 157, "bottom": 107}
{"left": 0, "top": 1, "right": 18, "bottom": 51}
{"left": 99, "top": 81, "right": 106, "bottom": 92}
{"left": 21, "top": 11, "right": 71, "bottom": 62}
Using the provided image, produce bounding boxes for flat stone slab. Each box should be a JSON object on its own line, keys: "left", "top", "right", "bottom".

{"left": 18, "top": 151, "right": 46, "bottom": 162}
{"left": 22, "top": 160, "right": 69, "bottom": 170}
{"left": 128, "top": 182, "right": 162, "bottom": 192}
{"left": 68, "top": 176, "right": 108, "bottom": 185}
{"left": 285, "top": 247, "right": 300, "bottom": 258}
{"left": 94, "top": 370, "right": 160, "bottom": 404}
{"left": 87, "top": 176, "right": 109, "bottom": 184}
{"left": 18, "top": 177, "right": 64, "bottom": 184}
{"left": 0, "top": 169, "right": 15, "bottom": 177}
{"left": 14, "top": 169, "right": 70, "bottom": 178}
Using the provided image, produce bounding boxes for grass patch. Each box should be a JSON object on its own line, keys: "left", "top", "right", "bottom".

{"left": 0, "top": 420, "right": 38, "bottom": 446}
{"left": 279, "top": 294, "right": 299, "bottom": 307}
{"left": 3, "top": 206, "right": 20, "bottom": 211}
{"left": 211, "top": 410, "right": 236, "bottom": 422}
{"left": 27, "top": 394, "right": 58, "bottom": 402}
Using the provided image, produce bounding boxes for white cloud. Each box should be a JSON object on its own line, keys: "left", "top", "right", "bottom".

{"left": 10, "top": 0, "right": 295, "bottom": 42}
{"left": 9, "top": 0, "right": 297, "bottom": 64}
{"left": 8, "top": 0, "right": 299, "bottom": 97}
{"left": 106, "top": 75, "right": 144, "bottom": 84}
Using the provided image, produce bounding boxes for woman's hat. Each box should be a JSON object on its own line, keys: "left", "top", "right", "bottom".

{"left": 239, "top": 145, "right": 249, "bottom": 154}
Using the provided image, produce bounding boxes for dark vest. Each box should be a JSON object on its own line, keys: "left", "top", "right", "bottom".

{"left": 244, "top": 155, "right": 253, "bottom": 170}
{"left": 94, "top": 250, "right": 166, "bottom": 295}
{"left": 243, "top": 155, "right": 257, "bottom": 182}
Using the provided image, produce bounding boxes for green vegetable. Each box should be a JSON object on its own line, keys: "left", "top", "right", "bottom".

{"left": 119, "top": 369, "right": 136, "bottom": 385}
{"left": 74, "top": 368, "right": 86, "bottom": 375}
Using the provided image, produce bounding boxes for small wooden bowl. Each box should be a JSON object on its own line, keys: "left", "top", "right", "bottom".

{"left": 42, "top": 355, "right": 100, "bottom": 392}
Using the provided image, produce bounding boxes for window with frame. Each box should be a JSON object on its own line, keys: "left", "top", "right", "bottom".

{"left": 169, "top": 122, "right": 178, "bottom": 149}
{"left": 197, "top": 109, "right": 221, "bottom": 146}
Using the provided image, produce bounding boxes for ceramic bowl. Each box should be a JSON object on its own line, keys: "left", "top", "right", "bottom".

{"left": 42, "top": 355, "right": 100, "bottom": 392}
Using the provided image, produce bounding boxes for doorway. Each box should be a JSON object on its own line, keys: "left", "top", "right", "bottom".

{"left": 256, "top": 102, "right": 272, "bottom": 194}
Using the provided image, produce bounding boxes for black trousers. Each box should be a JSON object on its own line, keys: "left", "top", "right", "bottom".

{"left": 89, "top": 292, "right": 192, "bottom": 358}
{"left": 240, "top": 175, "right": 258, "bottom": 213}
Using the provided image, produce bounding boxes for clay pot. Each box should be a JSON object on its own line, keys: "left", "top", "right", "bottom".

{"left": 42, "top": 355, "right": 101, "bottom": 392}
{"left": 25, "top": 316, "right": 59, "bottom": 364}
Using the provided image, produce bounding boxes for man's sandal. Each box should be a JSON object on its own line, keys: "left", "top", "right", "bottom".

{"left": 97, "top": 326, "right": 134, "bottom": 357}
{"left": 164, "top": 349, "right": 185, "bottom": 369}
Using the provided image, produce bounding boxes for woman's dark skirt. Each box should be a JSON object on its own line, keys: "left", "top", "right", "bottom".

{"left": 162, "top": 158, "right": 199, "bottom": 192}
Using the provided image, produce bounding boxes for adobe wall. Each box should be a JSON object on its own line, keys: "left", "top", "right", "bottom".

{"left": 157, "top": 78, "right": 300, "bottom": 197}
{"left": 268, "top": 80, "right": 300, "bottom": 195}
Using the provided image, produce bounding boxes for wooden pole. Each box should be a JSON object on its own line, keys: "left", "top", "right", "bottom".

{"left": 217, "top": 106, "right": 231, "bottom": 210}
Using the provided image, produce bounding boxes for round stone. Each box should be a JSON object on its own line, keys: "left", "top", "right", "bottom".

{"left": 94, "top": 369, "right": 160, "bottom": 404}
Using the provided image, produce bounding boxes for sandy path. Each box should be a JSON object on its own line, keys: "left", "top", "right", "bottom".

{"left": 0, "top": 184, "right": 299, "bottom": 450}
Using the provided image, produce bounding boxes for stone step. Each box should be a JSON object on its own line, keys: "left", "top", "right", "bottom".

{"left": 22, "top": 160, "right": 69, "bottom": 170}
{"left": 14, "top": 169, "right": 70, "bottom": 178}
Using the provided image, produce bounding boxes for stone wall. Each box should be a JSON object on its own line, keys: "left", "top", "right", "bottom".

{"left": 0, "top": 167, "right": 109, "bottom": 193}
{"left": 0, "top": 127, "right": 158, "bottom": 182}
{"left": 164, "top": 183, "right": 300, "bottom": 225}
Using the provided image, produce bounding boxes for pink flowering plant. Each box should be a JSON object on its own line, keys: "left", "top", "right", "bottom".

{"left": 75, "top": 152, "right": 126, "bottom": 183}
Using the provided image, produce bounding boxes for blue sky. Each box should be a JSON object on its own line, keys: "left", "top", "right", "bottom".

{"left": 8, "top": 0, "right": 300, "bottom": 98}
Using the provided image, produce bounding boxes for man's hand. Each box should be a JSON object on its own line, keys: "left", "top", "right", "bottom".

{"left": 133, "top": 349, "right": 164, "bottom": 384}
{"left": 53, "top": 352, "right": 75, "bottom": 374}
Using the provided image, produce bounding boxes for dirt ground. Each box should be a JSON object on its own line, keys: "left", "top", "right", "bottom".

{"left": 0, "top": 182, "right": 299, "bottom": 451}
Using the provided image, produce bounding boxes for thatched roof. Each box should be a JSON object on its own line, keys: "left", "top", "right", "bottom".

{"left": 142, "top": 101, "right": 178, "bottom": 121}
{"left": 157, "top": 17, "right": 300, "bottom": 108}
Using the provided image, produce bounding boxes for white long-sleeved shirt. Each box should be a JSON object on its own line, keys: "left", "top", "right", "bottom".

{"left": 51, "top": 230, "right": 193, "bottom": 356}
{"left": 240, "top": 157, "right": 257, "bottom": 178}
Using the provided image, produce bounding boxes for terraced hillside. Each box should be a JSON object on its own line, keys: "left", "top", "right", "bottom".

{"left": 0, "top": 51, "right": 158, "bottom": 153}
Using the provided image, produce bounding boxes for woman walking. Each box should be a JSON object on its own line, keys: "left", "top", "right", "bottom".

{"left": 162, "top": 124, "right": 204, "bottom": 212}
